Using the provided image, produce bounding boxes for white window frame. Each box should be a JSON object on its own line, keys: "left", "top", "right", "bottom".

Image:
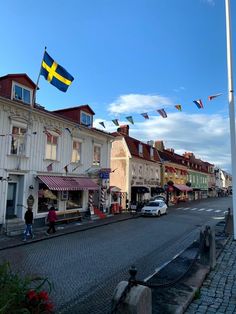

{"left": 150, "top": 147, "right": 154, "bottom": 159}
{"left": 71, "top": 139, "right": 82, "bottom": 163}
{"left": 139, "top": 143, "right": 143, "bottom": 155}
{"left": 10, "top": 121, "right": 28, "bottom": 156}
{"left": 12, "top": 81, "right": 32, "bottom": 105}
{"left": 45, "top": 131, "right": 58, "bottom": 161}
{"left": 93, "top": 144, "right": 101, "bottom": 166}
{"left": 80, "top": 111, "right": 92, "bottom": 127}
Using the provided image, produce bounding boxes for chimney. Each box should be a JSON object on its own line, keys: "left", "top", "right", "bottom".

{"left": 117, "top": 125, "right": 129, "bottom": 136}
{"left": 183, "top": 152, "right": 194, "bottom": 159}
{"left": 166, "top": 148, "right": 174, "bottom": 153}
{"left": 147, "top": 140, "right": 154, "bottom": 147}
{"left": 154, "top": 140, "right": 164, "bottom": 151}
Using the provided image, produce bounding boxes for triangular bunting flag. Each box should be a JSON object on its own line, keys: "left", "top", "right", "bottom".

{"left": 47, "top": 163, "right": 53, "bottom": 172}
{"left": 112, "top": 119, "right": 119, "bottom": 126}
{"left": 99, "top": 122, "right": 106, "bottom": 128}
{"left": 175, "top": 104, "right": 182, "bottom": 111}
{"left": 65, "top": 127, "right": 73, "bottom": 137}
{"left": 157, "top": 109, "right": 167, "bottom": 118}
{"left": 193, "top": 99, "right": 204, "bottom": 109}
{"left": 141, "top": 113, "right": 149, "bottom": 119}
{"left": 208, "top": 93, "right": 223, "bottom": 101}
{"left": 126, "top": 116, "right": 134, "bottom": 124}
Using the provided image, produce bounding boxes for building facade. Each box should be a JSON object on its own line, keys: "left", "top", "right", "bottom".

{"left": 110, "top": 125, "right": 162, "bottom": 209}
{"left": 0, "top": 74, "right": 113, "bottom": 232}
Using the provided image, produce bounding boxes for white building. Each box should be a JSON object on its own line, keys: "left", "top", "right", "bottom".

{"left": 0, "top": 74, "right": 113, "bottom": 232}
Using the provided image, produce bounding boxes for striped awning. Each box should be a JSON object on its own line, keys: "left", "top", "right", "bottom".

{"left": 173, "top": 184, "right": 193, "bottom": 192}
{"left": 37, "top": 175, "right": 99, "bottom": 191}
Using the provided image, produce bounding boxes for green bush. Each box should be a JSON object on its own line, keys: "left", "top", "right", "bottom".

{"left": 0, "top": 262, "right": 54, "bottom": 314}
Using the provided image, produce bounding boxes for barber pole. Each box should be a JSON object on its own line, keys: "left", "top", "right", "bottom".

{"left": 100, "top": 187, "right": 106, "bottom": 212}
{"left": 89, "top": 191, "right": 94, "bottom": 215}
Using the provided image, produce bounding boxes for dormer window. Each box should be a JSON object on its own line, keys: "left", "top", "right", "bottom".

{"left": 81, "top": 111, "right": 92, "bottom": 127}
{"left": 139, "top": 143, "right": 143, "bottom": 155}
{"left": 150, "top": 147, "right": 154, "bottom": 159}
{"left": 12, "top": 82, "right": 32, "bottom": 105}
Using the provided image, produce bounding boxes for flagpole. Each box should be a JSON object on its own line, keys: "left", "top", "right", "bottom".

{"left": 225, "top": 0, "right": 236, "bottom": 240}
{"left": 33, "top": 46, "right": 47, "bottom": 106}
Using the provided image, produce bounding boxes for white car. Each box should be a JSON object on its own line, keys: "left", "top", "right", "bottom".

{"left": 141, "top": 200, "right": 168, "bottom": 217}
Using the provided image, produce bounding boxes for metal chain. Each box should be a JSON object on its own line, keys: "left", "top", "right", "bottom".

{"left": 110, "top": 266, "right": 137, "bottom": 314}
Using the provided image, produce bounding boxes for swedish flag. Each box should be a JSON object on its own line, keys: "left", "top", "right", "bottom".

{"left": 40, "top": 51, "right": 74, "bottom": 92}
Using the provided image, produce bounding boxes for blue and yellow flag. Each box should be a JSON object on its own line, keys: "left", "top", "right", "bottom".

{"left": 40, "top": 51, "right": 74, "bottom": 92}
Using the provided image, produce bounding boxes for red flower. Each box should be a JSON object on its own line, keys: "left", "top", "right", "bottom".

{"left": 38, "top": 290, "right": 49, "bottom": 301}
{"left": 44, "top": 302, "right": 54, "bottom": 312}
{"left": 26, "top": 290, "right": 37, "bottom": 301}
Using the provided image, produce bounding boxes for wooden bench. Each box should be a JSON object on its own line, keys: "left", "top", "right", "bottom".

{"left": 45, "top": 209, "right": 82, "bottom": 225}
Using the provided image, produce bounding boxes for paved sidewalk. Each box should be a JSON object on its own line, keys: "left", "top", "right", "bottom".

{"left": 0, "top": 212, "right": 138, "bottom": 251}
{"left": 185, "top": 237, "right": 236, "bottom": 314}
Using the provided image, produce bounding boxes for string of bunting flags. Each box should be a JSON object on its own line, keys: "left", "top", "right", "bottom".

{"left": 98, "top": 92, "right": 223, "bottom": 128}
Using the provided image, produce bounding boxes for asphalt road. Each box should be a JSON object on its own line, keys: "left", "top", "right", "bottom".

{"left": 0, "top": 197, "right": 232, "bottom": 313}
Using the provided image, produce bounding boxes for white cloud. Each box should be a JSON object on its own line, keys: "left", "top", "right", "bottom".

{"left": 108, "top": 94, "right": 173, "bottom": 115}
{"left": 94, "top": 111, "right": 231, "bottom": 172}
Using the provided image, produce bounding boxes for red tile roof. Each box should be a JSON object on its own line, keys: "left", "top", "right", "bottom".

{"left": 112, "top": 132, "right": 161, "bottom": 163}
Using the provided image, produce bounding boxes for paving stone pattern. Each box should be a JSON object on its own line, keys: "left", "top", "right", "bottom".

{"left": 185, "top": 238, "right": 236, "bottom": 314}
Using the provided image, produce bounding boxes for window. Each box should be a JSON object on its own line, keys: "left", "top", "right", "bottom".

{"left": 150, "top": 147, "right": 154, "bottom": 159}
{"left": 45, "top": 133, "right": 58, "bottom": 160}
{"left": 81, "top": 111, "right": 92, "bottom": 127}
{"left": 13, "top": 82, "right": 32, "bottom": 105}
{"left": 132, "top": 164, "right": 136, "bottom": 176}
{"left": 66, "top": 191, "right": 82, "bottom": 209}
{"left": 72, "top": 141, "right": 81, "bottom": 163}
{"left": 93, "top": 145, "right": 101, "bottom": 166}
{"left": 10, "top": 126, "right": 26, "bottom": 155}
{"left": 38, "top": 183, "right": 58, "bottom": 213}
{"left": 139, "top": 143, "right": 143, "bottom": 155}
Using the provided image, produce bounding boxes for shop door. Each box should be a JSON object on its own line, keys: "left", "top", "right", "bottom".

{"left": 6, "top": 183, "right": 17, "bottom": 219}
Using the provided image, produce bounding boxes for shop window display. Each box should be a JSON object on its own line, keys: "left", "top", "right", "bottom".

{"left": 66, "top": 191, "right": 82, "bottom": 210}
{"left": 38, "top": 183, "right": 58, "bottom": 213}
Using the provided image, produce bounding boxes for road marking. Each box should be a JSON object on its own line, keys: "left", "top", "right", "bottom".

{"left": 206, "top": 209, "right": 214, "bottom": 212}
{"left": 190, "top": 208, "right": 198, "bottom": 211}
{"left": 214, "top": 210, "right": 222, "bottom": 213}
{"left": 198, "top": 208, "right": 205, "bottom": 211}
{"left": 177, "top": 207, "right": 184, "bottom": 210}
{"left": 183, "top": 207, "right": 190, "bottom": 210}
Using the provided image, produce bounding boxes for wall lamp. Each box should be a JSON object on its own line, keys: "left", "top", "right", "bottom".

{"left": 0, "top": 177, "right": 11, "bottom": 182}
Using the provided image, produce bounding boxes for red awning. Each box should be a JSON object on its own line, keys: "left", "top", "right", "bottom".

{"left": 173, "top": 184, "right": 193, "bottom": 192}
{"left": 37, "top": 175, "right": 99, "bottom": 191}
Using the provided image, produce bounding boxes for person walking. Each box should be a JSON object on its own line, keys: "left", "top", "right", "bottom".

{"left": 23, "top": 208, "right": 34, "bottom": 241}
{"left": 46, "top": 206, "right": 57, "bottom": 235}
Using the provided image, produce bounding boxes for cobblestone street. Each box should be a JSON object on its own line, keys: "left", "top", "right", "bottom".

{"left": 186, "top": 239, "right": 236, "bottom": 314}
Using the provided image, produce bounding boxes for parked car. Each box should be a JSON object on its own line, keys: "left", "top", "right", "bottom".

{"left": 141, "top": 200, "right": 167, "bottom": 217}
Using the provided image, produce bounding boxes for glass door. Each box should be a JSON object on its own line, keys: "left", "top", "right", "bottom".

{"left": 6, "top": 183, "right": 17, "bottom": 219}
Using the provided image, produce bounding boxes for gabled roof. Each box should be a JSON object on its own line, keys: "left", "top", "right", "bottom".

{"left": 112, "top": 132, "right": 161, "bottom": 163}
{"left": 0, "top": 73, "right": 37, "bottom": 89}
{"left": 158, "top": 149, "right": 185, "bottom": 165}
{"left": 53, "top": 104, "right": 95, "bottom": 115}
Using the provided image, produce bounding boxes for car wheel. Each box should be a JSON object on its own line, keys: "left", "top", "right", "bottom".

{"left": 157, "top": 210, "right": 161, "bottom": 217}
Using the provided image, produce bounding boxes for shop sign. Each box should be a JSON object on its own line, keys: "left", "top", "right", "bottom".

{"left": 99, "top": 172, "right": 110, "bottom": 179}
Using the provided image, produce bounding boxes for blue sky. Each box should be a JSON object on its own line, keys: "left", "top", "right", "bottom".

{"left": 0, "top": 0, "right": 235, "bottom": 171}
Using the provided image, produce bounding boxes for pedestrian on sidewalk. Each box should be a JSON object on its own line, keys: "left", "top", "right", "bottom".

{"left": 46, "top": 206, "right": 57, "bottom": 235}
{"left": 23, "top": 208, "right": 34, "bottom": 241}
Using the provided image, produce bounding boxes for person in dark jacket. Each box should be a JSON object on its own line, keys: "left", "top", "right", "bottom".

{"left": 23, "top": 208, "right": 34, "bottom": 241}
{"left": 46, "top": 206, "right": 57, "bottom": 235}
